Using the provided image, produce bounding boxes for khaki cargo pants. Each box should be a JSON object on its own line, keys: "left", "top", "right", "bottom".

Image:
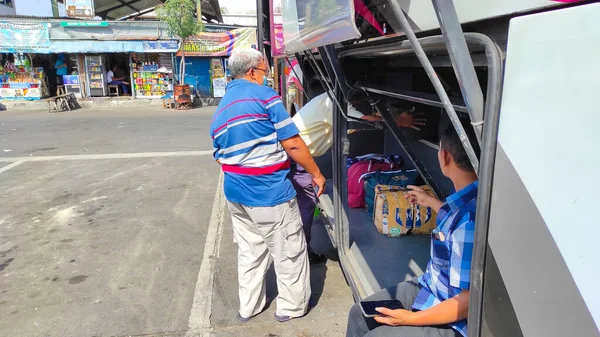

{"left": 227, "top": 198, "right": 311, "bottom": 318}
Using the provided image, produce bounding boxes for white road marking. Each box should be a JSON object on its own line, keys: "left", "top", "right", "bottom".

{"left": 187, "top": 171, "right": 226, "bottom": 337}
{"left": 81, "top": 196, "right": 108, "bottom": 204}
{"left": 0, "top": 161, "right": 23, "bottom": 174}
{"left": 0, "top": 150, "right": 213, "bottom": 163}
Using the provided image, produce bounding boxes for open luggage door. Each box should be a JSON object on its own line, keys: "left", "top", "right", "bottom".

{"left": 279, "top": 0, "right": 360, "bottom": 54}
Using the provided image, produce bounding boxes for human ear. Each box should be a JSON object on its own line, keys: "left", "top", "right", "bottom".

{"left": 249, "top": 69, "right": 260, "bottom": 83}
{"left": 440, "top": 149, "right": 452, "bottom": 169}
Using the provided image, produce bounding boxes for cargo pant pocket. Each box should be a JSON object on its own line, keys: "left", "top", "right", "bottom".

{"left": 281, "top": 199, "right": 307, "bottom": 261}
{"left": 283, "top": 225, "right": 306, "bottom": 261}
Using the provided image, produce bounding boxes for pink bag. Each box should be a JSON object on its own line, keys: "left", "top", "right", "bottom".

{"left": 347, "top": 160, "right": 400, "bottom": 208}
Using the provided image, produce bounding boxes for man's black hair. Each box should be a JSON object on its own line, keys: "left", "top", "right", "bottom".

{"left": 440, "top": 125, "right": 475, "bottom": 172}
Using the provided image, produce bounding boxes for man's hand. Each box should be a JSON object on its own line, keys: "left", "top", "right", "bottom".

{"left": 394, "top": 111, "right": 427, "bottom": 129}
{"left": 405, "top": 185, "right": 443, "bottom": 212}
{"left": 376, "top": 291, "right": 470, "bottom": 327}
{"left": 373, "top": 307, "right": 415, "bottom": 326}
{"left": 312, "top": 173, "right": 326, "bottom": 197}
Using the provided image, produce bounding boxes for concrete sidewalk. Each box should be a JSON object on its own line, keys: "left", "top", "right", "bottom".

{"left": 0, "top": 96, "right": 220, "bottom": 112}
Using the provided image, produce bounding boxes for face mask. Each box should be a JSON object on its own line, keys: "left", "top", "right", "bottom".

{"left": 263, "top": 75, "right": 268, "bottom": 86}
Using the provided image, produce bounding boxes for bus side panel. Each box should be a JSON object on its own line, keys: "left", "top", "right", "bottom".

{"left": 486, "top": 148, "right": 597, "bottom": 336}
{"left": 480, "top": 248, "right": 522, "bottom": 337}
{"left": 484, "top": 4, "right": 600, "bottom": 336}
{"left": 383, "top": 0, "right": 560, "bottom": 33}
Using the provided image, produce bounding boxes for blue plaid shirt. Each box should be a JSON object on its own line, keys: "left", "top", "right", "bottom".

{"left": 412, "top": 181, "right": 478, "bottom": 337}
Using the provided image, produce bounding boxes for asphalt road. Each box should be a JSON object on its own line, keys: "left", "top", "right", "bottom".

{"left": 0, "top": 106, "right": 353, "bottom": 337}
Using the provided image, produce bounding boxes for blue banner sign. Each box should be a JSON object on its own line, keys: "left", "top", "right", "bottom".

{"left": 0, "top": 22, "right": 50, "bottom": 53}
{"left": 142, "top": 40, "right": 179, "bottom": 53}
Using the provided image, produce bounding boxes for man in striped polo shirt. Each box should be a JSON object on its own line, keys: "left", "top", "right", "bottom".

{"left": 210, "top": 48, "right": 326, "bottom": 323}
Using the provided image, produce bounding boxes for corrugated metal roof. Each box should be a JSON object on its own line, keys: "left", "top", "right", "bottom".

{"left": 48, "top": 20, "right": 172, "bottom": 41}
{"left": 221, "top": 15, "right": 258, "bottom": 27}
{"left": 95, "top": 0, "right": 222, "bottom": 22}
{"left": 0, "top": 14, "right": 80, "bottom": 20}
{"left": 49, "top": 40, "right": 144, "bottom": 53}
{"left": 0, "top": 18, "right": 174, "bottom": 41}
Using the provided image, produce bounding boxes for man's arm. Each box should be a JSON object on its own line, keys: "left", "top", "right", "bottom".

{"left": 353, "top": 105, "right": 426, "bottom": 128}
{"left": 280, "top": 135, "right": 325, "bottom": 196}
{"left": 359, "top": 115, "right": 382, "bottom": 122}
{"left": 373, "top": 290, "right": 469, "bottom": 326}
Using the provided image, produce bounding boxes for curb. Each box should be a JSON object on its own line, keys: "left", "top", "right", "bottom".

{"left": 0, "top": 97, "right": 220, "bottom": 111}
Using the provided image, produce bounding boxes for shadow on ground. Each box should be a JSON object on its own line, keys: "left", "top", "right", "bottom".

{"left": 211, "top": 213, "right": 353, "bottom": 337}
{"left": 265, "top": 216, "right": 338, "bottom": 308}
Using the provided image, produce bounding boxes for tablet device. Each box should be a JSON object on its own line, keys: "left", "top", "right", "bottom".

{"left": 359, "top": 300, "right": 403, "bottom": 317}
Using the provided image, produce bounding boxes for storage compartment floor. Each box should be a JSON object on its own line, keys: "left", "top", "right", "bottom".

{"left": 348, "top": 207, "right": 431, "bottom": 292}
{"left": 318, "top": 187, "right": 431, "bottom": 294}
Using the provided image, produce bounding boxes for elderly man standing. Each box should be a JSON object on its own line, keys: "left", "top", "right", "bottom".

{"left": 210, "top": 48, "right": 326, "bottom": 323}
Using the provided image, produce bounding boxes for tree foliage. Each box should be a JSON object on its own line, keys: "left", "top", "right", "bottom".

{"left": 156, "top": 0, "right": 203, "bottom": 41}
{"left": 156, "top": 0, "right": 203, "bottom": 83}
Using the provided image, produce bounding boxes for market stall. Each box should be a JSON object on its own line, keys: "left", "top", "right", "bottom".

{"left": 0, "top": 21, "right": 52, "bottom": 100}
{"left": 0, "top": 53, "right": 49, "bottom": 100}
{"left": 131, "top": 53, "right": 173, "bottom": 99}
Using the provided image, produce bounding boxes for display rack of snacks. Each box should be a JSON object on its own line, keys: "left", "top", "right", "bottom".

{"left": 0, "top": 54, "right": 48, "bottom": 100}
{"left": 87, "top": 56, "right": 105, "bottom": 90}
{"left": 131, "top": 53, "right": 173, "bottom": 98}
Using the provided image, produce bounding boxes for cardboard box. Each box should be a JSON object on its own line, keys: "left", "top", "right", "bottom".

{"left": 373, "top": 185, "right": 437, "bottom": 237}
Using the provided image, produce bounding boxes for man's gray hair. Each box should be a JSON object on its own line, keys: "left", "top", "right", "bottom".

{"left": 228, "top": 48, "right": 264, "bottom": 79}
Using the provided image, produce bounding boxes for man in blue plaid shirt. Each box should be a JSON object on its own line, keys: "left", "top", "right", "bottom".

{"left": 346, "top": 126, "right": 479, "bottom": 337}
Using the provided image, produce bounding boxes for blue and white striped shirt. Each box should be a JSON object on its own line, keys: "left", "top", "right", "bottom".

{"left": 210, "top": 79, "right": 299, "bottom": 207}
{"left": 412, "top": 181, "right": 478, "bottom": 337}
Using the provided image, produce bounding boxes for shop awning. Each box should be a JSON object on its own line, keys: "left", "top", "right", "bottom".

{"left": 49, "top": 40, "right": 179, "bottom": 53}
{"left": 94, "top": 0, "right": 223, "bottom": 23}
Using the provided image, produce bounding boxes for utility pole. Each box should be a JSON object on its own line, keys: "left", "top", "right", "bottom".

{"left": 51, "top": 0, "right": 59, "bottom": 17}
{"left": 196, "top": 0, "right": 202, "bottom": 23}
{"left": 256, "top": 0, "right": 264, "bottom": 53}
